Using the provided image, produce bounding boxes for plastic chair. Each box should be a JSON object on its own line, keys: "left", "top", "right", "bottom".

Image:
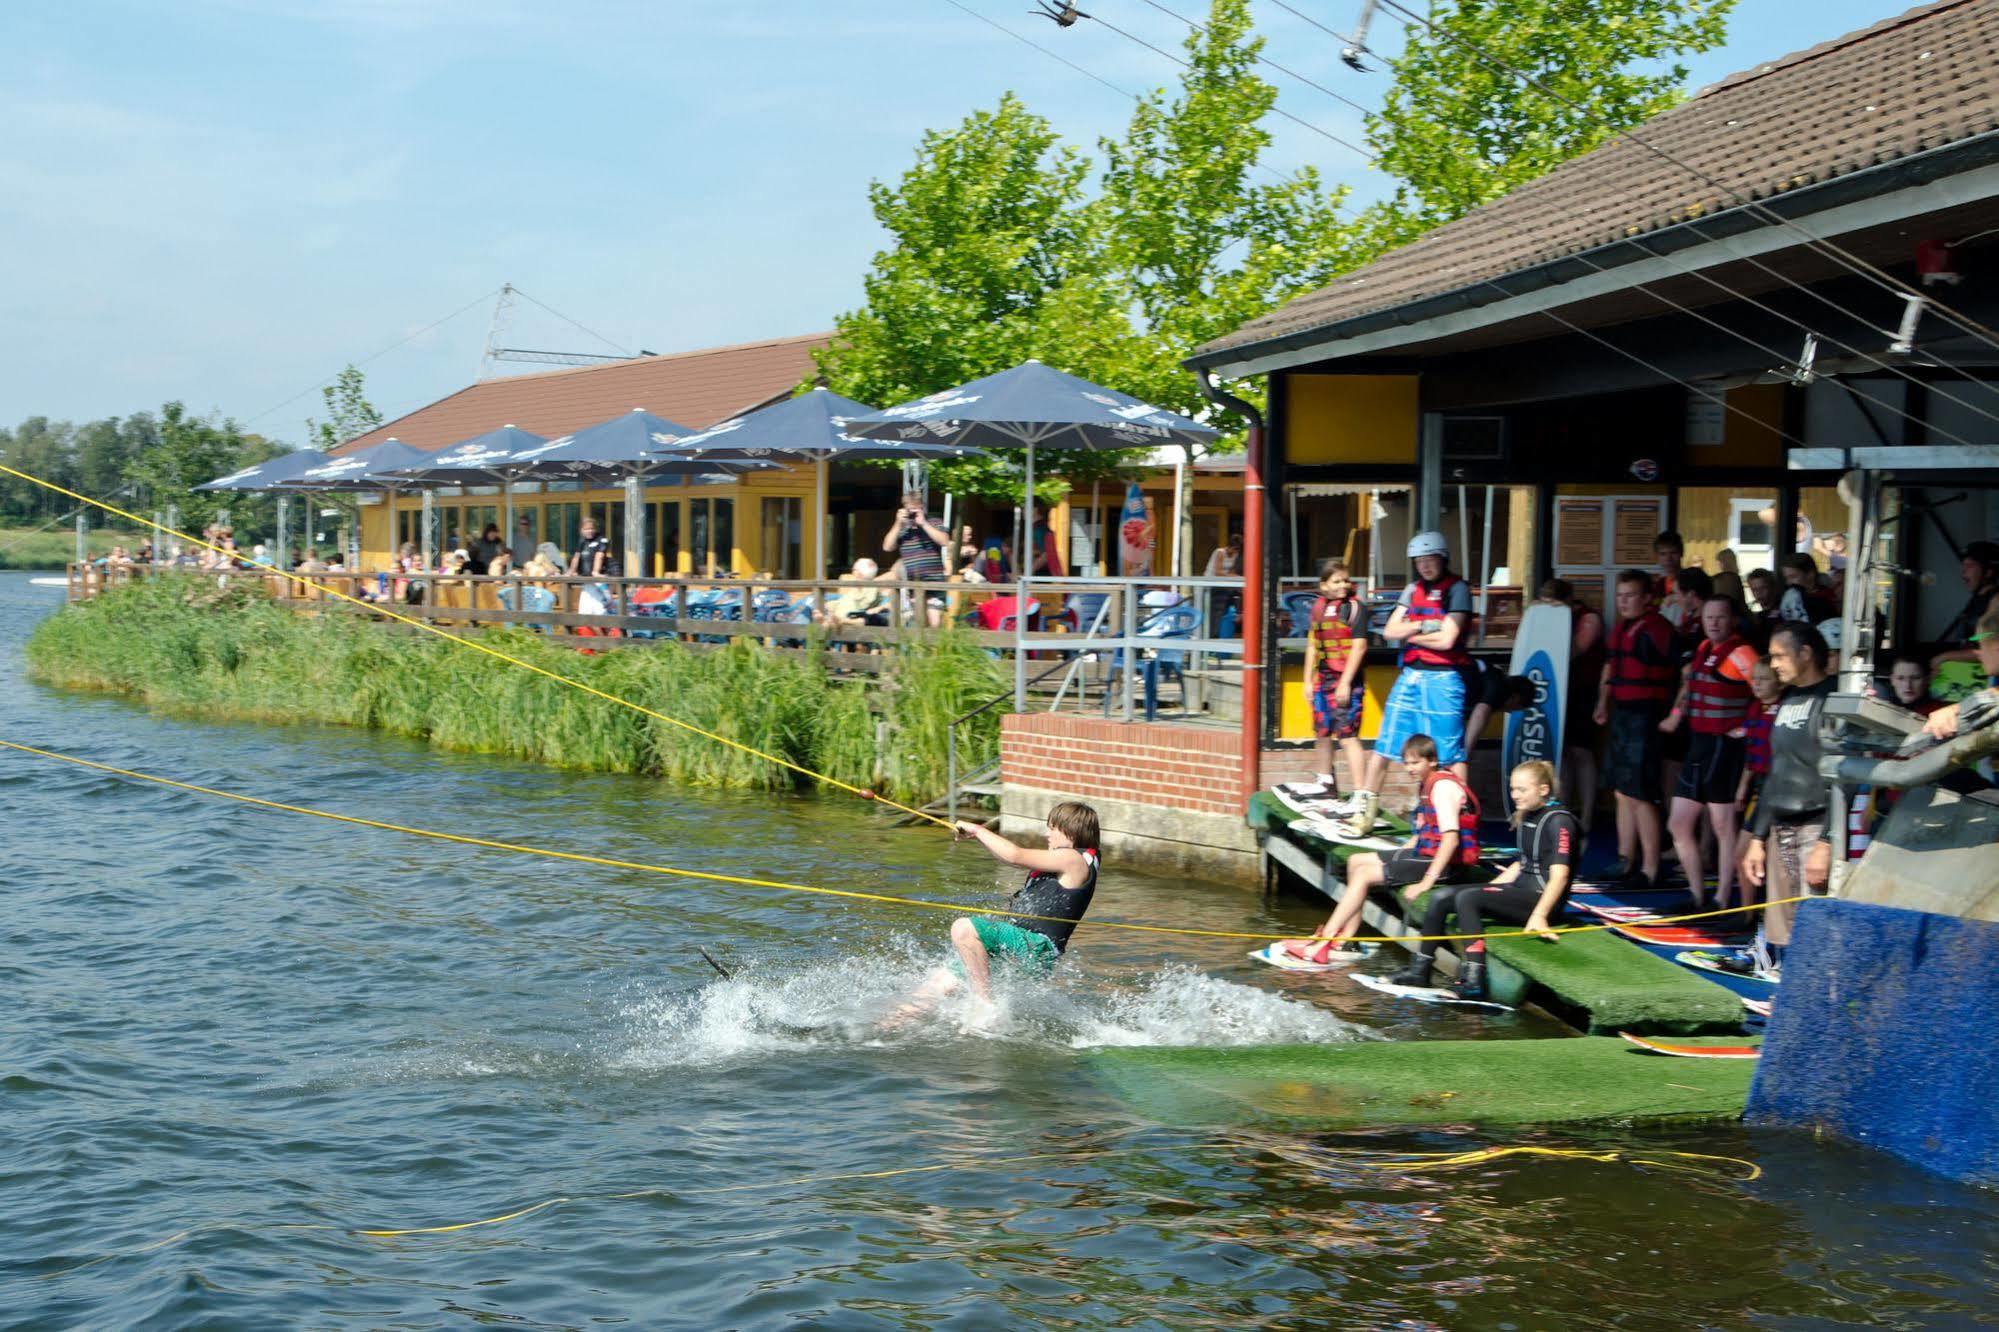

{"left": 496, "top": 583, "right": 557, "bottom": 633}
{"left": 1103, "top": 604, "right": 1199, "bottom": 720}
{"left": 1279, "top": 590, "right": 1320, "bottom": 638}
{"left": 628, "top": 585, "right": 679, "bottom": 640}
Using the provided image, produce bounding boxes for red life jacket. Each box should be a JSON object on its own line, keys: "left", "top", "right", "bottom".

{"left": 1310, "top": 594, "right": 1361, "bottom": 679}
{"left": 1412, "top": 771, "right": 1481, "bottom": 867}
{"left": 1607, "top": 612, "right": 1677, "bottom": 706}
{"left": 1686, "top": 635, "right": 1754, "bottom": 734}
{"left": 1401, "top": 573, "right": 1470, "bottom": 669}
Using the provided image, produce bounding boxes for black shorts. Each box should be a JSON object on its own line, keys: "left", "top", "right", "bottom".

{"left": 1605, "top": 705, "right": 1664, "bottom": 801}
{"left": 1676, "top": 731, "right": 1746, "bottom": 804}
{"left": 1378, "top": 846, "right": 1436, "bottom": 887}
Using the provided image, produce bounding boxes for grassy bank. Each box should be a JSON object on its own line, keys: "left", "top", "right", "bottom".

{"left": 25, "top": 578, "right": 1007, "bottom": 803}
{"left": 0, "top": 527, "right": 148, "bottom": 570}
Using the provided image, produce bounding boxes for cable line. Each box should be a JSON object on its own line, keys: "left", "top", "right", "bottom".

{"left": 510, "top": 286, "right": 632, "bottom": 357}
{"left": 1132, "top": 0, "right": 1375, "bottom": 115}
{"left": 938, "top": 0, "right": 1143, "bottom": 101}
{"left": 1366, "top": 0, "right": 1999, "bottom": 368}
{"left": 243, "top": 287, "right": 502, "bottom": 429}
{"left": 0, "top": 734, "right": 1808, "bottom": 946}
{"left": 0, "top": 462, "right": 953, "bottom": 829}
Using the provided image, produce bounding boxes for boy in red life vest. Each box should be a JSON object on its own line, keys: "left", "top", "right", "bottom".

{"left": 1274, "top": 558, "right": 1370, "bottom": 810}
{"left": 1593, "top": 569, "right": 1678, "bottom": 888}
{"left": 1273, "top": 734, "right": 1479, "bottom": 965}
{"left": 1335, "top": 532, "right": 1473, "bottom": 839}
{"left": 1660, "top": 595, "right": 1760, "bottom": 908}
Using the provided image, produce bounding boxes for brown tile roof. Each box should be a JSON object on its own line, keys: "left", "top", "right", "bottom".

{"left": 1199, "top": 0, "right": 1999, "bottom": 363}
{"left": 340, "top": 331, "right": 832, "bottom": 452}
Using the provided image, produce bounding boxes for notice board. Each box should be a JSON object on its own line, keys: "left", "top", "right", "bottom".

{"left": 1554, "top": 495, "right": 1665, "bottom": 615}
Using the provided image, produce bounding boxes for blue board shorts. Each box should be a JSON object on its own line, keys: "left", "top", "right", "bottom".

{"left": 948, "top": 917, "right": 1060, "bottom": 979}
{"left": 1310, "top": 673, "right": 1364, "bottom": 741}
{"left": 1376, "top": 667, "right": 1467, "bottom": 766}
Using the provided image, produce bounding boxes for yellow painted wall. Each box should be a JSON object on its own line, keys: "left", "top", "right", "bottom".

{"left": 1284, "top": 374, "right": 1420, "bottom": 466}
{"left": 1277, "top": 659, "right": 1392, "bottom": 740}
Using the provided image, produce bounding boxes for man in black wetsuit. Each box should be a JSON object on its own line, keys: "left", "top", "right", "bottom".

{"left": 1741, "top": 623, "right": 1837, "bottom": 979}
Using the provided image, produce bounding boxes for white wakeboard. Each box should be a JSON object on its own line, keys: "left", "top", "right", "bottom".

{"left": 1285, "top": 817, "right": 1402, "bottom": 852}
{"left": 1248, "top": 942, "right": 1376, "bottom": 971}
{"left": 1271, "top": 785, "right": 1345, "bottom": 818}
{"left": 1351, "top": 971, "right": 1515, "bottom": 1012}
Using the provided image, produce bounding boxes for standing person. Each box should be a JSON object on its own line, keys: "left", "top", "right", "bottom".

{"left": 1542, "top": 578, "right": 1605, "bottom": 832}
{"left": 1335, "top": 532, "right": 1472, "bottom": 839}
{"left": 509, "top": 516, "right": 537, "bottom": 569}
{"left": 1887, "top": 653, "right": 1941, "bottom": 717}
{"left": 472, "top": 523, "right": 505, "bottom": 576}
{"left": 1735, "top": 658, "right": 1782, "bottom": 844}
{"left": 1654, "top": 530, "right": 1688, "bottom": 627}
{"left": 1741, "top": 623, "right": 1837, "bottom": 978}
{"left": 1661, "top": 596, "right": 1760, "bottom": 908}
{"left": 1388, "top": 760, "right": 1579, "bottom": 999}
{"left": 568, "top": 517, "right": 617, "bottom": 579}
{"left": 1593, "top": 570, "right": 1678, "bottom": 888}
{"left": 1776, "top": 553, "right": 1837, "bottom": 625}
{"left": 1204, "top": 529, "right": 1244, "bottom": 631}
{"left": 1275, "top": 735, "right": 1479, "bottom": 966}
{"left": 1659, "top": 566, "right": 1714, "bottom": 808}
{"left": 1712, "top": 548, "right": 1746, "bottom": 607}
{"left": 1745, "top": 567, "right": 1781, "bottom": 618}
{"left": 890, "top": 802, "right": 1101, "bottom": 1020}
{"left": 1028, "top": 511, "right": 1065, "bottom": 577}
{"left": 1274, "top": 559, "right": 1370, "bottom": 810}
{"left": 1931, "top": 540, "right": 1999, "bottom": 665}
{"left": 881, "top": 490, "right": 950, "bottom": 628}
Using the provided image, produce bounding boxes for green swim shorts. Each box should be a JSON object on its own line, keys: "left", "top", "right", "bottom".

{"left": 949, "top": 917, "right": 1060, "bottom": 978}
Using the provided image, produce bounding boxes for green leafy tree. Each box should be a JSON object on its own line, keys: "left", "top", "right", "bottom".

{"left": 306, "top": 364, "right": 384, "bottom": 451}
{"left": 1365, "top": 0, "right": 1735, "bottom": 242}
{"left": 1096, "top": 0, "right": 1358, "bottom": 571}
{"left": 812, "top": 93, "right": 1146, "bottom": 505}
{"left": 0, "top": 417, "right": 79, "bottom": 522}
{"left": 127, "top": 402, "right": 251, "bottom": 530}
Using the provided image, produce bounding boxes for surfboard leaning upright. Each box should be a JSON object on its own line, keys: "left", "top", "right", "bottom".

{"left": 1501, "top": 601, "right": 1572, "bottom": 816}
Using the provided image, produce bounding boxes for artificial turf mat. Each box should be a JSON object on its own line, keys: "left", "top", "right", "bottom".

{"left": 1480, "top": 922, "right": 1746, "bottom": 1035}
{"left": 1090, "top": 1035, "right": 1758, "bottom": 1129}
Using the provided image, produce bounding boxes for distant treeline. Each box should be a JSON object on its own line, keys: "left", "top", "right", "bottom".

{"left": 0, "top": 414, "right": 159, "bottom": 523}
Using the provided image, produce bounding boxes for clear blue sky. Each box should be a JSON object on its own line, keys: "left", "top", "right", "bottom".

{"left": 1, "top": 0, "right": 1913, "bottom": 441}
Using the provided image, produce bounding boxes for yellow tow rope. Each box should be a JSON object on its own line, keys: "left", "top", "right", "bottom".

{"left": 0, "top": 462, "right": 952, "bottom": 828}
{"left": 0, "top": 736, "right": 1805, "bottom": 945}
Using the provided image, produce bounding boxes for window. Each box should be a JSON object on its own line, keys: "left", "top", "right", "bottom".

{"left": 649, "top": 500, "right": 681, "bottom": 577}
{"left": 760, "top": 496, "right": 802, "bottom": 578}
{"left": 545, "top": 502, "right": 582, "bottom": 564}
{"left": 690, "top": 498, "right": 735, "bottom": 576}
{"left": 462, "top": 505, "right": 499, "bottom": 547}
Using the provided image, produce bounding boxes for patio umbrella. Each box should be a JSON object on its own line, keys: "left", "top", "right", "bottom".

{"left": 196, "top": 448, "right": 329, "bottom": 563}
{"left": 841, "top": 361, "right": 1218, "bottom": 702}
{"left": 647, "top": 386, "right": 987, "bottom": 576}
{"left": 510, "top": 409, "right": 776, "bottom": 577}
{"left": 279, "top": 438, "right": 439, "bottom": 566}
{"left": 374, "top": 425, "right": 548, "bottom": 545}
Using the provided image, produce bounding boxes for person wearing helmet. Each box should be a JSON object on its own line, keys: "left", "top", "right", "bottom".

{"left": 1336, "top": 530, "right": 1474, "bottom": 838}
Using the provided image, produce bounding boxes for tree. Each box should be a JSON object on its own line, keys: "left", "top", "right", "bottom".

{"left": 1365, "top": 0, "right": 1735, "bottom": 243}
{"left": 813, "top": 93, "right": 1147, "bottom": 505}
{"left": 1096, "top": 0, "right": 1359, "bottom": 571}
{"left": 0, "top": 417, "right": 78, "bottom": 522}
{"left": 127, "top": 402, "right": 251, "bottom": 530}
{"left": 306, "top": 364, "right": 383, "bottom": 451}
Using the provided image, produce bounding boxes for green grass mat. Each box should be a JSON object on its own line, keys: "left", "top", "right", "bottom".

{"left": 1481, "top": 924, "right": 1746, "bottom": 1036}
{"left": 1090, "top": 1035, "right": 1757, "bottom": 1129}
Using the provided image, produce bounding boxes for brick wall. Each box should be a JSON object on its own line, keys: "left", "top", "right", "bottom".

{"left": 1002, "top": 714, "right": 1474, "bottom": 819}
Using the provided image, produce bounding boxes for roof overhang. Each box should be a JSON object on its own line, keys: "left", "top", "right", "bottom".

{"left": 1190, "top": 130, "right": 1999, "bottom": 380}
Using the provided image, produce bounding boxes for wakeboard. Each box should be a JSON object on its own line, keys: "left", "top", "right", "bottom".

{"left": 1613, "top": 922, "right": 1752, "bottom": 948}
{"left": 1285, "top": 817, "right": 1403, "bottom": 852}
{"left": 1674, "top": 950, "right": 1779, "bottom": 987}
{"left": 1270, "top": 785, "right": 1347, "bottom": 819}
{"left": 1248, "top": 941, "right": 1375, "bottom": 971}
{"left": 1351, "top": 971, "right": 1515, "bottom": 1012}
{"left": 1619, "top": 1031, "right": 1761, "bottom": 1059}
{"left": 1740, "top": 996, "right": 1773, "bottom": 1019}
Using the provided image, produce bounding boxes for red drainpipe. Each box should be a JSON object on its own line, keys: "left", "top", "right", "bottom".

{"left": 1193, "top": 370, "right": 1268, "bottom": 810}
{"left": 1237, "top": 419, "right": 1266, "bottom": 808}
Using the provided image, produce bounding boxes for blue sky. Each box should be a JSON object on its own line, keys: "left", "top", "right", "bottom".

{"left": 2, "top": 0, "right": 1910, "bottom": 440}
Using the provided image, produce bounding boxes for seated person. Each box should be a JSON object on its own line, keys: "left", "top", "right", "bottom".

{"left": 815, "top": 558, "right": 886, "bottom": 628}
{"left": 1922, "top": 604, "right": 1999, "bottom": 742}
{"left": 1930, "top": 540, "right": 1999, "bottom": 671}
{"left": 1388, "top": 759, "right": 1578, "bottom": 999}
{"left": 1456, "top": 659, "right": 1536, "bottom": 783}
{"left": 1274, "top": 733, "right": 1481, "bottom": 965}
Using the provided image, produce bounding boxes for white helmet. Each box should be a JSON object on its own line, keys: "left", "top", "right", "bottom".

{"left": 1407, "top": 530, "right": 1450, "bottom": 561}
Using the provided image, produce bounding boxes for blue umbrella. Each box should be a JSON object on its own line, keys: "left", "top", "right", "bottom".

{"left": 375, "top": 425, "right": 548, "bottom": 486}
{"left": 195, "top": 448, "right": 330, "bottom": 492}
{"left": 279, "top": 438, "right": 439, "bottom": 490}
{"left": 843, "top": 361, "right": 1220, "bottom": 704}
{"left": 648, "top": 387, "right": 987, "bottom": 575}
{"left": 509, "top": 409, "right": 777, "bottom": 576}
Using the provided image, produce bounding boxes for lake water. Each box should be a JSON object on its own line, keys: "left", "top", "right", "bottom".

{"left": 1, "top": 570, "right": 1993, "bottom": 1328}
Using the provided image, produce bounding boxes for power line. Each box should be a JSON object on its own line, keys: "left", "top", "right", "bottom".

{"left": 1132, "top": 0, "right": 1374, "bottom": 115}
{"left": 1367, "top": 0, "right": 1999, "bottom": 366}
{"left": 937, "top": 0, "right": 1141, "bottom": 101}
{"left": 244, "top": 287, "right": 501, "bottom": 428}
{"left": 509, "top": 286, "right": 632, "bottom": 357}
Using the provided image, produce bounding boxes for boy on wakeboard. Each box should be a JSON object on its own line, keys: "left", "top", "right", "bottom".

{"left": 891, "top": 801, "right": 1101, "bottom": 1020}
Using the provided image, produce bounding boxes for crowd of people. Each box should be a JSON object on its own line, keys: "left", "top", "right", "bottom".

{"left": 1274, "top": 527, "right": 1999, "bottom": 994}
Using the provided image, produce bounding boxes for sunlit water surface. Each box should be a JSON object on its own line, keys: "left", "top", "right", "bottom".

{"left": 0, "top": 572, "right": 1992, "bottom": 1329}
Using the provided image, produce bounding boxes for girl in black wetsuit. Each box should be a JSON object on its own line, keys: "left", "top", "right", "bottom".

{"left": 1389, "top": 761, "right": 1580, "bottom": 999}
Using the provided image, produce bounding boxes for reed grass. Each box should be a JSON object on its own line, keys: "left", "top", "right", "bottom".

{"left": 26, "top": 578, "right": 1008, "bottom": 804}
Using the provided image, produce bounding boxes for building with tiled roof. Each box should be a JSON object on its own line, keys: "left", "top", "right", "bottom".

{"left": 343, "top": 331, "right": 831, "bottom": 452}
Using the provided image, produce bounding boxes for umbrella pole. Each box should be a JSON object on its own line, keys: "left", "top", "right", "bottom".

{"left": 276, "top": 495, "right": 290, "bottom": 569}
{"left": 816, "top": 456, "right": 829, "bottom": 578}
{"left": 624, "top": 473, "right": 645, "bottom": 584}
{"left": 1017, "top": 443, "right": 1033, "bottom": 712}
{"left": 421, "top": 489, "right": 435, "bottom": 570}
{"left": 503, "top": 479, "right": 515, "bottom": 548}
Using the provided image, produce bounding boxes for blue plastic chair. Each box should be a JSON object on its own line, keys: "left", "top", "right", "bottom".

{"left": 496, "top": 583, "right": 557, "bottom": 633}
{"left": 1104, "top": 603, "right": 1199, "bottom": 719}
{"left": 1279, "top": 590, "right": 1320, "bottom": 638}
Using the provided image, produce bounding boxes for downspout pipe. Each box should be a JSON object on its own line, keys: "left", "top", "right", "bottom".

{"left": 1195, "top": 368, "right": 1268, "bottom": 811}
